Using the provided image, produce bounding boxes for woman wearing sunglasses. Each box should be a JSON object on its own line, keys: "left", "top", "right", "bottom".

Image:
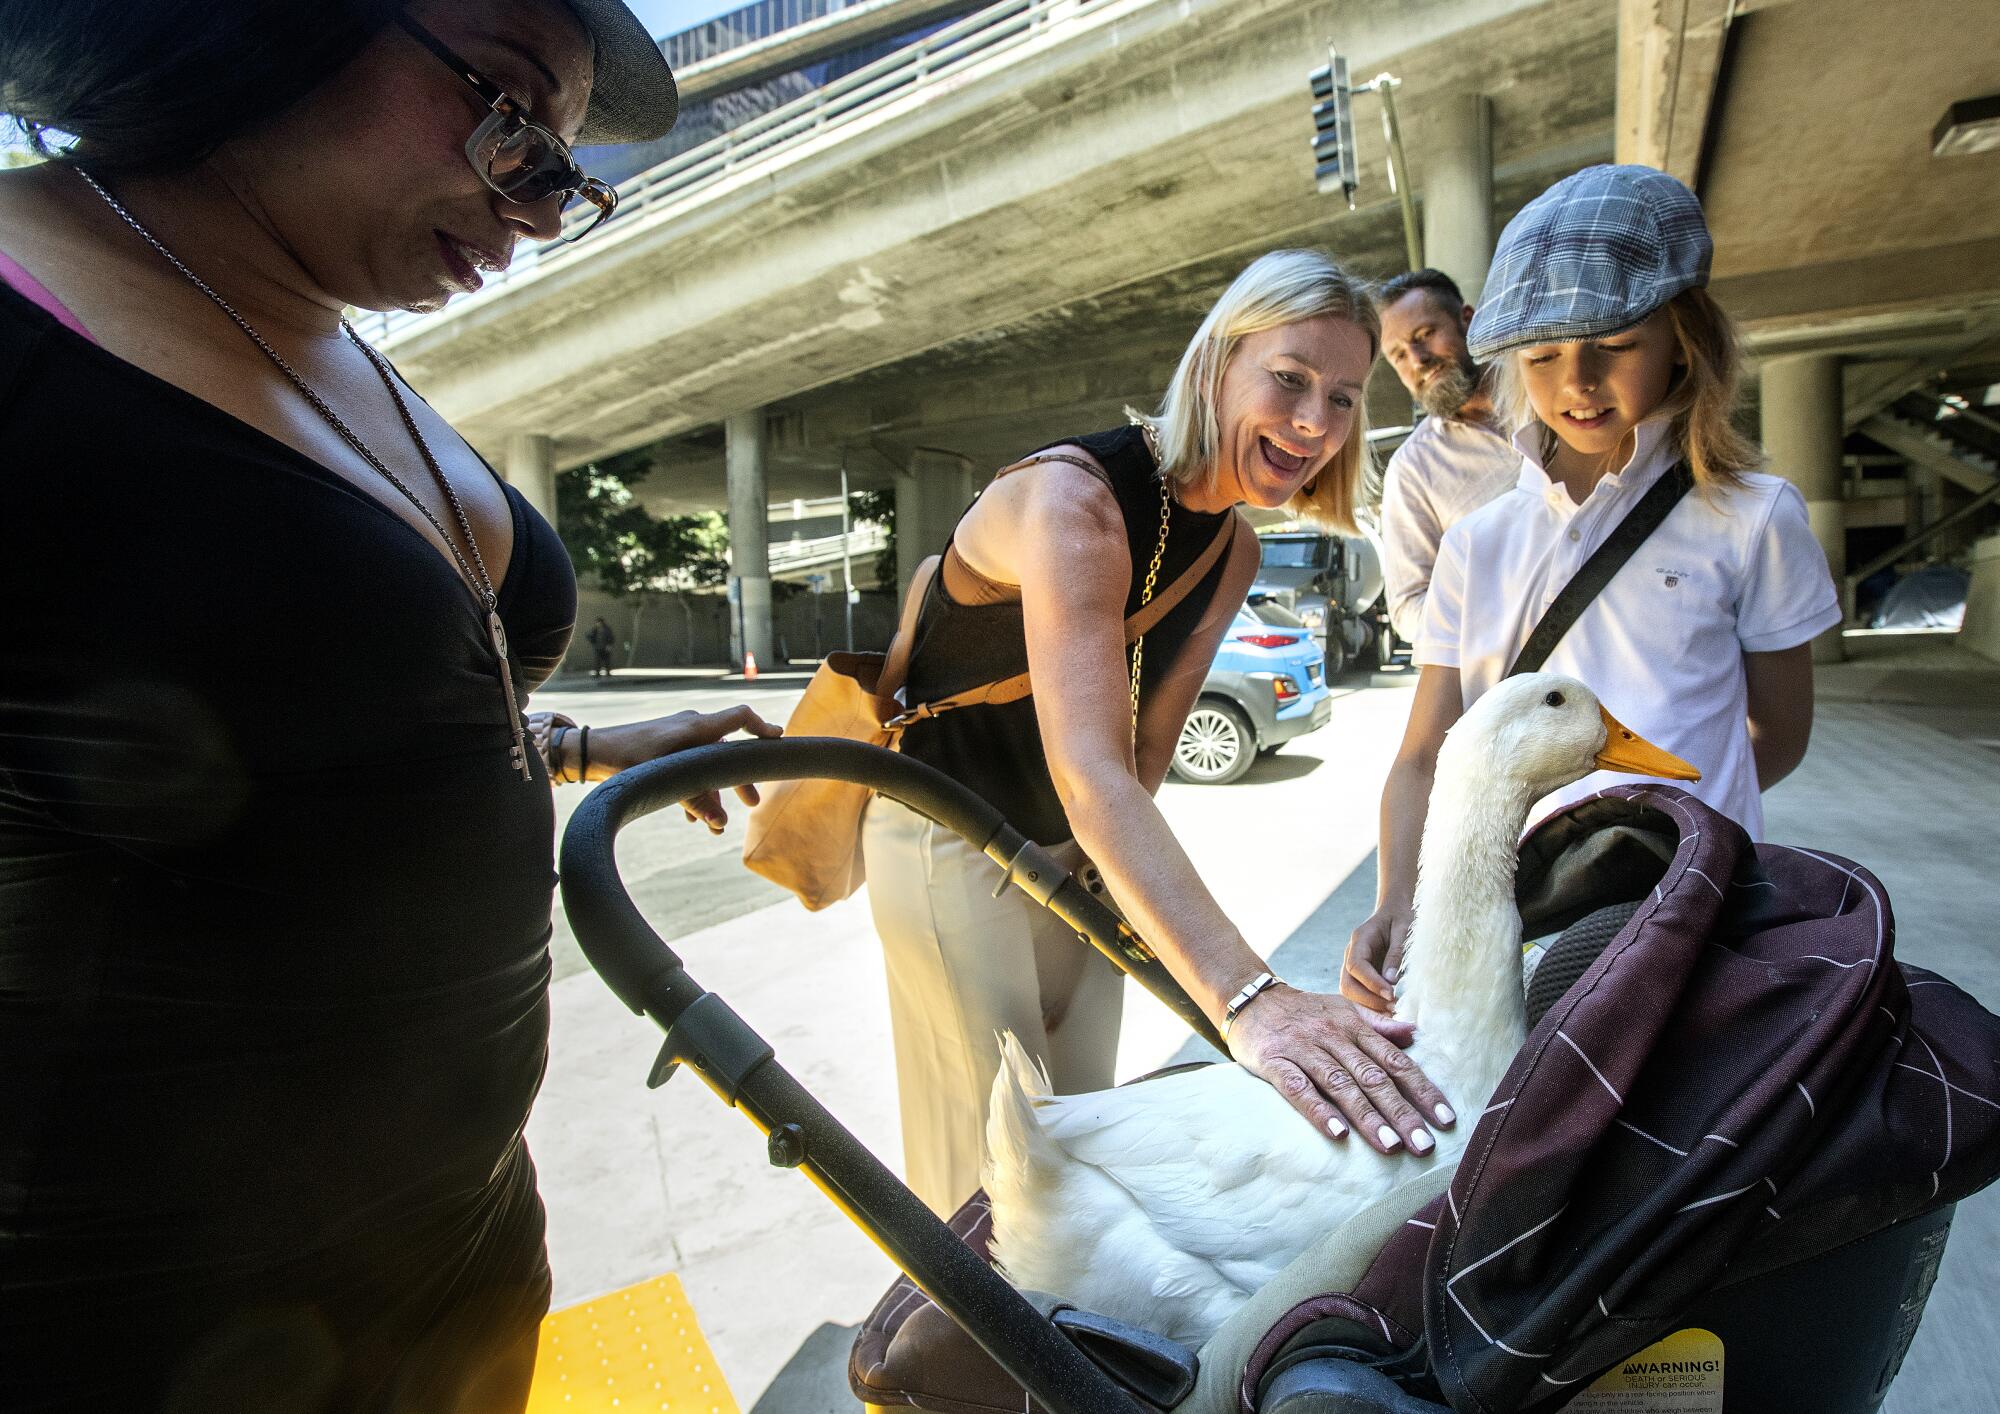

{"left": 0, "top": 2, "right": 765, "bottom": 1409}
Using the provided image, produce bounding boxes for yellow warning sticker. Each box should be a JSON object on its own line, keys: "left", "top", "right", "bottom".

{"left": 1565, "top": 1327, "right": 1724, "bottom": 1412}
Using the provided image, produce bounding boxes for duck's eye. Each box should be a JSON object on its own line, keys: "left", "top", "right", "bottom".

{"left": 1544, "top": 690, "right": 1566, "bottom": 707}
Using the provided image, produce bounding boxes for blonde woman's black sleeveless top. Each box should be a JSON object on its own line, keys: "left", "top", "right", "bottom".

{"left": 898, "top": 425, "right": 1235, "bottom": 844}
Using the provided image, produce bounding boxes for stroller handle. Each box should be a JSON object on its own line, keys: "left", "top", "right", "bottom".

{"left": 559, "top": 737, "right": 1164, "bottom": 1414}
{"left": 561, "top": 736, "right": 1225, "bottom": 1051}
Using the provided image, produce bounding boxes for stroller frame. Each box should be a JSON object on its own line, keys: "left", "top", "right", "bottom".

{"left": 560, "top": 736, "right": 1224, "bottom": 1414}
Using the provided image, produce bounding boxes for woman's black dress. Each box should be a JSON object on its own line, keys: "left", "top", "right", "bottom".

{"left": 0, "top": 283, "right": 575, "bottom": 1411}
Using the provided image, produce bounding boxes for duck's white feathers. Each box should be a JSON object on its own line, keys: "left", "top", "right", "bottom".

{"left": 985, "top": 1034, "right": 1463, "bottom": 1344}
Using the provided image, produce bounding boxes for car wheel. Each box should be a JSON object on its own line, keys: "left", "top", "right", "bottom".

{"left": 1324, "top": 634, "right": 1347, "bottom": 681}
{"left": 1172, "top": 700, "right": 1255, "bottom": 785}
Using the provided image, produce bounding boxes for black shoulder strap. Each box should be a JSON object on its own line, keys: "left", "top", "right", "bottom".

{"left": 1506, "top": 461, "right": 1693, "bottom": 677}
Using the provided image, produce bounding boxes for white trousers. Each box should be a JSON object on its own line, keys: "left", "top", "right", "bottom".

{"left": 861, "top": 796, "right": 1125, "bottom": 1216}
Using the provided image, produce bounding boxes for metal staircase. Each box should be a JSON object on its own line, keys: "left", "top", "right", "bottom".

{"left": 1861, "top": 392, "right": 2000, "bottom": 495}
{"left": 1846, "top": 390, "right": 2000, "bottom": 600}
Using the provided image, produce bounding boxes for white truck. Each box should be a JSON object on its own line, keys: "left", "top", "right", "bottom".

{"left": 1250, "top": 530, "right": 1390, "bottom": 677}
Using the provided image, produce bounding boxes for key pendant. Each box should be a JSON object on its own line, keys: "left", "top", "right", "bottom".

{"left": 488, "top": 610, "right": 534, "bottom": 782}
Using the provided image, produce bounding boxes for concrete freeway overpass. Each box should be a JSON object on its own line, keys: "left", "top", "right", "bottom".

{"left": 371, "top": 0, "right": 2000, "bottom": 666}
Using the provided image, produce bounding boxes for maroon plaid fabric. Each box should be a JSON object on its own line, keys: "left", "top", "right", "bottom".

{"left": 1246, "top": 786, "right": 2000, "bottom": 1412}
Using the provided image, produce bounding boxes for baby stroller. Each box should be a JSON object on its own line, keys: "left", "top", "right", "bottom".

{"left": 562, "top": 741, "right": 1999, "bottom": 1413}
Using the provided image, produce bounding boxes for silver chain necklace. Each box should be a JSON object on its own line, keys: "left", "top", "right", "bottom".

{"left": 77, "top": 167, "right": 534, "bottom": 782}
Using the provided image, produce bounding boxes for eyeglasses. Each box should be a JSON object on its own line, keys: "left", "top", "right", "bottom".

{"left": 397, "top": 14, "right": 616, "bottom": 241}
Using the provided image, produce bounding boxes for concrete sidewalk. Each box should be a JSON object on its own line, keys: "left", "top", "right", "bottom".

{"left": 526, "top": 636, "right": 2000, "bottom": 1412}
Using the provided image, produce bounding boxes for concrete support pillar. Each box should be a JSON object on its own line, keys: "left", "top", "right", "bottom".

{"left": 1963, "top": 532, "right": 2000, "bottom": 665}
{"left": 505, "top": 433, "right": 558, "bottom": 530}
{"left": 725, "top": 409, "right": 774, "bottom": 668}
{"left": 1760, "top": 354, "right": 1847, "bottom": 662}
{"left": 1421, "top": 94, "right": 1494, "bottom": 303}
{"left": 895, "top": 448, "right": 978, "bottom": 595}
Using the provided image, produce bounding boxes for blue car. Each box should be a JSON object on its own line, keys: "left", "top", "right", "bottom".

{"left": 1170, "top": 597, "right": 1334, "bottom": 784}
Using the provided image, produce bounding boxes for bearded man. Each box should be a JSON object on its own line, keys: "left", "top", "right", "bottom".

{"left": 1375, "top": 269, "right": 1522, "bottom": 640}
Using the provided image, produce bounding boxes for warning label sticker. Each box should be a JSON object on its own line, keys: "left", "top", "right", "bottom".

{"left": 1565, "top": 1327, "right": 1724, "bottom": 1413}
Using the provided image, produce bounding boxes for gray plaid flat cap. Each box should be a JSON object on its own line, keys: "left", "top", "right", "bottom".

{"left": 1466, "top": 164, "right": 1711, "bottom": 361}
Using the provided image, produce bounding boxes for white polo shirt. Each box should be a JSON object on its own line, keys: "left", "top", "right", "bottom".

{"left": 1379, "top": 413, "right": 1522, "bottom": 640}
{"left": 1415, "top": 419, "right": 1841, "bottom": 839}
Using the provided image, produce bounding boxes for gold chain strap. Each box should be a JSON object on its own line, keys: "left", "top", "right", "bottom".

{"left": 1129, "top": 471, "right": 1173, "bottom": 738}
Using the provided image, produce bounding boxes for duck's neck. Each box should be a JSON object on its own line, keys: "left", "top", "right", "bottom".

{"left": 1397, "top": 761, "right": 1534, "bottom": 1097}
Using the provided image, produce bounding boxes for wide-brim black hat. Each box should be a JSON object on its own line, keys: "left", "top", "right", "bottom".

{"left": 565, "top": 0, "right": 679, "bottom": 143}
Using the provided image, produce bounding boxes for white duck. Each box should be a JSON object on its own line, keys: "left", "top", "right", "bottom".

{"left": 982, "top": 673, "right": 1698, "bottom": 1345}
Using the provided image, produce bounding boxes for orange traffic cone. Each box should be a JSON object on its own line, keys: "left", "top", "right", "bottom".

{"left": 743, "top": 650, "right": 759, "bottom": 681}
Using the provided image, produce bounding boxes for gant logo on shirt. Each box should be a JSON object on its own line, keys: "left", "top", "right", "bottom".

{"left": 1655, "top": 566, "right": 1693, "bottom": 589}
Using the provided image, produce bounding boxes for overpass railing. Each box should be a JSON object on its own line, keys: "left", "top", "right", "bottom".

{"left": 352, "top": 0, "right": 1101, "bottom": 347}
{"left": 769, "top": 524, "right": 891, "bottom": 577}
{"left": 663, "top": 0, "right": 851, "bottom": 71}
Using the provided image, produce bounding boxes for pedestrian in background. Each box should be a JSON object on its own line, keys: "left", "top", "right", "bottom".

{"left": 588, "top": 613, "right": 617, "bottom": 677}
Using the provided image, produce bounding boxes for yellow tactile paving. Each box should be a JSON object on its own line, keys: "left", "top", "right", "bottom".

{"left": 526, "top": 1272, "right": 739, "bottom": 1413}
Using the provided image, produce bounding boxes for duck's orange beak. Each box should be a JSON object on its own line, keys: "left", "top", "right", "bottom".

{"left": 1595, "top": 706, "right": 1701, "bottom": 780}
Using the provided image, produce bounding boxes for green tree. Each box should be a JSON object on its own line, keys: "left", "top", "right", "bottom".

{"left": 558, "top": 449, "right": 730, "bottom": 665}
{"left": 849, "top": 487, "right": 896, "bottom": 587}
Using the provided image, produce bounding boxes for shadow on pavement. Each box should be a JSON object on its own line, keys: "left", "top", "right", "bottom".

{"left": 749, "top": 1321, "right": 863, "bottom": 1414}
{"left": 1239, "top": 751, "right": 1326, "bottom": 784}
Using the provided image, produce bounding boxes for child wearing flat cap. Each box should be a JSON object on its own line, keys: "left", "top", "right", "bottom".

{"left": 1345, "top": 164, "right": 1840, "bottom": 1013}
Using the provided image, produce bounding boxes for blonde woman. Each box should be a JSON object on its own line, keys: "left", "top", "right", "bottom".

{"left": 864, "top": 250, "right": 1455, "bottom": 1215}
{"left": 1344, "top": 166, "right": 1840, "bottom": 1013}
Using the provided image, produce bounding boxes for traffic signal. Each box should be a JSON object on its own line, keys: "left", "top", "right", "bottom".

{"left": 1308, "top": 52, "right": 1356, "bottom": 207}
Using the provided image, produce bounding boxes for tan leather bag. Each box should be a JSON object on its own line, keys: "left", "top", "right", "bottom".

{"left": 738, "top": 554, "right": 947, "bottom": 910}
{"left": 743, "top": 459, "right": 1237, "bottom": 910}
